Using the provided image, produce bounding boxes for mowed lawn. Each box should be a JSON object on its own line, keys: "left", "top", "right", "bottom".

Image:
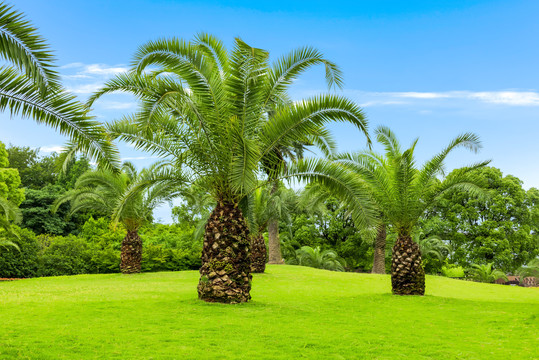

{"left": 0, "top": 266, "right": 537, "bottom": 359}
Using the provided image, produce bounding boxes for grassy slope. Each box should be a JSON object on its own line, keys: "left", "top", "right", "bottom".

{"left": 0, "top": 266, "right": 537, "bottom": 360}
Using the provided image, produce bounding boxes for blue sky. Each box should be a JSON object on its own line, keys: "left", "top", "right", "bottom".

{"left": 2, "top": 0, "right": 538, "bottom": 222}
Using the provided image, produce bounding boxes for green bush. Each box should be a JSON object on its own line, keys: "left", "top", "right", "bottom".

{"left": 142, "top": 244, "right": 201, "bottom": 272}
{"left": 441, "top": 265, "right": 465, "bottom": 278}
{"left": 37, "top": 235, "right": 92, "bottom": 276}
{"left": 0, "top": 226, "right": 39, "bottom": 278}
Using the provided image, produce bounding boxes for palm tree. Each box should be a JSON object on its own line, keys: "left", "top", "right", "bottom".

{"left": 516, "top": 258, "right": 539, "bottom": 278}
{"left": 0, "top": 196, "right": 21, "bottom": 252}
{"left": 335, "top": 126, "right": 489, "bottom": 295}
{"left": 245, "top": 184, "right": 297, "bottom": 273}
{"left": 289, "top": 246, "right": 346, "bottom": 272}
{"left": 413, "top": 232, "right": 450, "bottom": 272}
{"left": 0, "top": 2, "right": 118, "bottom": 168}
{"left": 88, "top": 34, "right": 370, "bottom": 303}
{"left": 469, "top": 263, "right": 507, "bottom": 283}
{"left": 53, "top": 162, "right": 182, "bottom": 273}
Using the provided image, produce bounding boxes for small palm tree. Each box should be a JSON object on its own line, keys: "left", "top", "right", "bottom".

{"left": 291, "top": 246, "right": 346, "bottom": 272}
{"left": 516, "top": 258, "right": 539, "bottom": 278}
{"left": 335, "top": 126, "right": 489, "bottom": 295}
{"left": 412, "top": 232, "right": 450, "bottom": 274}
{"left": 0, "top": 2, "right": 118, "bottom": 168}
{"left": 469, "top": 263, "right": 507, "bottom": 283}
{"left": 53, "top": 162, "right": 182, "bottom": 273}
{"left": 88, "top": 34, "right": 369, "bottom": 303}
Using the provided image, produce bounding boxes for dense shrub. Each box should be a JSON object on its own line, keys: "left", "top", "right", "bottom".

{"left": 37, "top": 235, "right": 93, "bottom": 276}
{"left": 0, "top": 226, "right": 39, "bottom": 278}
{"left": 441, "top": 265, "right": 465, "bottom": 278}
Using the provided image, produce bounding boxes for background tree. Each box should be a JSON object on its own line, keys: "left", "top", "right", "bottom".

{"left": 89, "top": 34, "right": 369, "bottom": 303}
{"left": 54, "top": 162, "right": 182, "bottom": 273}
{"left": 335, "top": 126, "right": 488, "bottom": 295}
{"left": 420, "top": 167, "right": 539, "bottom": 272}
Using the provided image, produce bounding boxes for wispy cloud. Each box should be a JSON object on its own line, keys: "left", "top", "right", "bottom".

{"left": 98, "top": 101, "right": 138, "bottom": 110}
{"left": 346, "top": 90, "right": 539, "bottom": 107}
{"left": 121, "top": 156, "right": 160, "bottom": 161}
{"left": 61, "top": 63, "right": 128, "bottom": 95}
{"left": 39, "top": 145, "right": 65, "bottom": 153}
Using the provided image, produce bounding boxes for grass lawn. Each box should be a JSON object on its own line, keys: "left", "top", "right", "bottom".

{"left": 0, "top": 266, "right": 537, "bottom": 359}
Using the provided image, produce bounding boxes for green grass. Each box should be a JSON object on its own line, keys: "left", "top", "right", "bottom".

{"left": 0, "top": 266, "right": 537, "bottom": 359}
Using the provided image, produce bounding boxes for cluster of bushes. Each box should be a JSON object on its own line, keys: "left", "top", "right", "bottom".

{"left": 0, "top": 218, "right": 202, "bottom": 278}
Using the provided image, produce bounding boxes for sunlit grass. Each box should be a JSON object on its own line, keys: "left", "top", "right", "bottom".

{"left": 0, "top": 265, "right": 537, "bottom": 359}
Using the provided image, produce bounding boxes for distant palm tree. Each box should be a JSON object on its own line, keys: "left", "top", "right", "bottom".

{"left": 245, "top": 184, "right": 297, "bottom": 273}
{"left": 335, "top": 126, "right": 489, "bottom": 295}
{"left": 516, "top": 258, "right": 539, "bottom": 278}
{"left": 469, "top": 263, "right": 507, "bottom": 283}
{"left": 412, "top": 232, "right": 450, "bottom": 273}
{"left": 289, "top": 246, "right": 346, "bottom": 272}
{"left": 0, "top": 2, "right": 117, "bottom": 168}
{"left": 53, "top": 162, "right": 182, "bottom": 273}
{"left": 88, "top": 34, "right": 369, "bottom": 303}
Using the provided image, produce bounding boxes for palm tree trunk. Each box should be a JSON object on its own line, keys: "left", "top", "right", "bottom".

{"left": 371, "top": 224, "right": 386, "bottom": 274}
{"left": 267, "top": 181, "right": 284, "bottom": 264}
{"left": 250, "top": 234, "right": 267, "bottom": 273}
{"left": 198, "top": 200, "right": 252, "bottom": 303}
{"left": 120, "top": 230, "right": 142, "bottom": 274}
{"left": 391, "top": 234, "right": 425, "bottom": 295}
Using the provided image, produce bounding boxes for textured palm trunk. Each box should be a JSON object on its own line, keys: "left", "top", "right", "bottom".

{"left": 391, "top": 234, "right": 425, "bottom": 295}
{"left": 267, "top": 218, "right": 284, "bottom": 264}
{"left": 120, "top": 230, "right": 142, "bottom": 274}
{"left": 198, "top": 201, "right": 252, "bottom": 303}
{"left": 267, "top": 181, "right": 284, "bottom": 264}
{"left": 250, "top": 234, "right": 267, "bottom": 273}
{"left": 371, "top": 225, "right": 387, "bottom": 274}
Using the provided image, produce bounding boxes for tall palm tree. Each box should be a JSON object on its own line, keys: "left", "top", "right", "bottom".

{"left": 53, "top": 162, "right": 183, "bottom": 273}
{"left": 0, "top": 2, "right": 118, "bottom": 168}
{"left": 335, "top": 126, "right": 489, "bottom": 295}
{"left": 88, "top": 34, "right": 370, "bottom": 303}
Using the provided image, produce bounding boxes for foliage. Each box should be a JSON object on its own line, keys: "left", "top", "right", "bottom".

{"left": 54, "top": 162, "right": 182, "bottom": 231}
{"left": 468, "top": 263, "right": 507, "bottom": 283}
{"left": 0, "top": 141, "right": 24, "bottom": 205}
{"left": 334, "top": 126, "right": 488, "bottom": 238}
{"left": 0, "top": 225, "right": 38, "bottom": 277}
{"left": 441, "top": 265, "right": 465, "bottom": 278}
{"left": 516, "top": 258, "right": 539, "bottom": 278}
{"left": 287, "top": 245, "right": 346, "bottom": 271}
{"left": 412, "top": 231, "right": 451, "bottom": 274}
{"left": 19, "top": 184, "right": 80, "bottom": 235}
{"left": 89, "top": 33, "right": 369, "bottom": 210}
{"left": 421, "top": 167, "right": 539, "bottom": 272}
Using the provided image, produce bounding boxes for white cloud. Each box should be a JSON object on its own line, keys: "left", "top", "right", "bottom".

{"left": 346, "top": 90, "right": 539, "bottom": 107}
{"left": 98, "top": 101, "right": 137, "bottom": 110}
{"left": 40, "top": 145, "right": 65, "bottom": 153}
{"left": 84, "top": 64, "right": 128, "bottom": 76}
{"left": 66, "top": 83, "right": 102, "bottom": 94}
{"left": 391, "top": 92, "right": 452, "bottom": 99}
{"left": 467, "top": 91, "right": 539, "bottom": 106}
